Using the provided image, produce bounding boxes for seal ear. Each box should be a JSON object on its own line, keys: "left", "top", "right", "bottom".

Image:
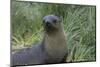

{"left": 57, "top": 16, "right": 62, "bottom": 23}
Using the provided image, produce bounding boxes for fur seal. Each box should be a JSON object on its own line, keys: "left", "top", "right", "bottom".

{"left": 11, "top": 15, "right": 67, "bottom": 66}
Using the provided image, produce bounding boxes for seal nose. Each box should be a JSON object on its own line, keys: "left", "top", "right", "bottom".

{"left": 45, "top": 21, "right": 52, "bottom": 27}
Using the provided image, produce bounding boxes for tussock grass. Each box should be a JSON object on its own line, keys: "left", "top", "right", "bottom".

{"left": 11, "top": 1, "right": 96, "bottom": 62}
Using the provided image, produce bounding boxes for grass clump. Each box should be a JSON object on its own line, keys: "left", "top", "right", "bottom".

{"left": 11, "top": 1, "right": 96, "bottom": 62}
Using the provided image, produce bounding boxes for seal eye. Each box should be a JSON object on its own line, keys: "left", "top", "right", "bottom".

{"left": 53, "top": 19, "right": 57, "bottom": 23}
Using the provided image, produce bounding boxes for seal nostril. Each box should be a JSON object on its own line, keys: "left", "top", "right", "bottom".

{"left": 46, "top": 21, "right": 51, "bottom": 27}
{"left": 46, "top": 21, "right": 50, "bottom": 24}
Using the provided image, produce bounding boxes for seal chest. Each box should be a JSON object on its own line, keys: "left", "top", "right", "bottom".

{"left": 43, "top": 15, "right": 67, "bottom": 62}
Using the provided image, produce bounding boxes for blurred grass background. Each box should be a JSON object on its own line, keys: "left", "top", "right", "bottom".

{"left": 11, "top": 0, "right": 96, "bottom": 62}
